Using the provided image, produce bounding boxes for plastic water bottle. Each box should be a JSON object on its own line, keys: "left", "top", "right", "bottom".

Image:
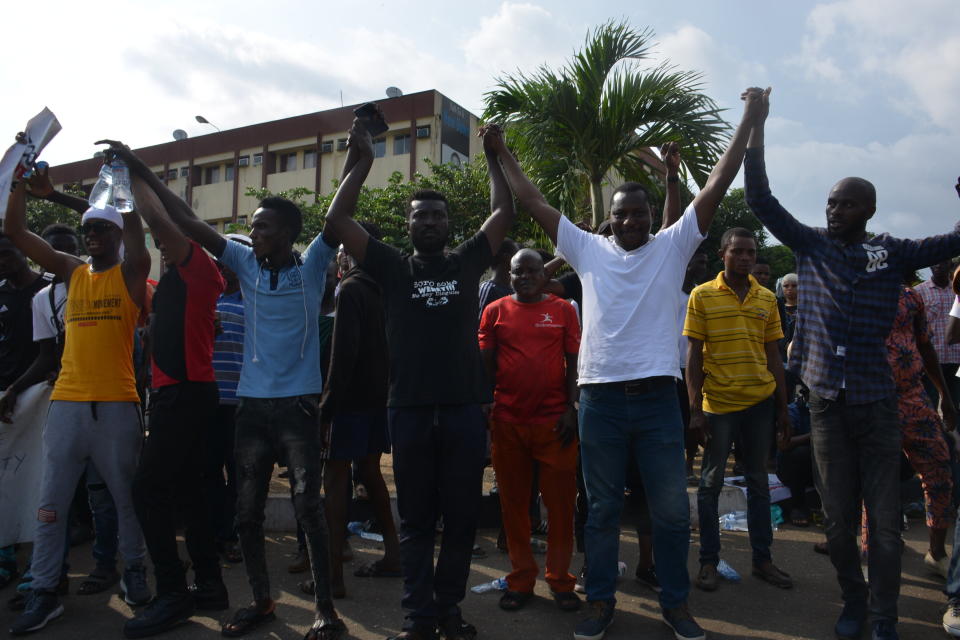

{"left": 346, "top": 521, "right": 384, "bottom": 542}
{"left": 88, "top": 163, "right": 114, "bottom": 209}
{"left": 88, "top": 158, "right": 136, "bottom": 212}
{"left": 470, "top": 577, "right": 507, "bottom": 594}
{"left": 719, "top": 511, "right": 749, "bottom": 531}
{"left": 111, "top": 159, "right": 135, "bottom": 212}
{"left": 716, "top": 559, "right": 741, "bottom": 582}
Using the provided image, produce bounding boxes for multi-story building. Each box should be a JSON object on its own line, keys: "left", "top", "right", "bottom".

{"left": 50, "top": 89, "right": 481, "bottom": 231}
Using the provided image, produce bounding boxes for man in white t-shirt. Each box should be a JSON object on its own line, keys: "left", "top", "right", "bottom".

{"left": 488, "top": 88, "right": 767, "bottom": 640}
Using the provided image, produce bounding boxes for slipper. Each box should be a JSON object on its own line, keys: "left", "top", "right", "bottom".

{"left": 353, "top": 560, "right": 401, "bottom": 578}
{"left": 221, "top": 604, "right": 276, "bottom": 637}
{"left": 551, "top": 590, "right": 581, "bottom": 612}
{"left": 813, "top": 541, "right": 830, "bottom": 555}
{"left": 752, "top": 562, "right": 793, "bottom": 589}
{"left": 498, "top": 590, "right": 533, "bottom": 611}
{"left": 303, "top": 617, "right": 347, "bottom": 640}
{"left": 789, "top": 507, "right": 810, "bottom": 527}
{"left": 78, "top": 568, "right": 120, "bottom": 595}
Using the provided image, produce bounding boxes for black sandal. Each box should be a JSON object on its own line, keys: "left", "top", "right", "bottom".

{"left": 551, "top": 590, "right": 582, "bottom": 612}
{"left": 303, "top": 617, "right": 347, "bottom": 640}
{"left": 221, "top": 604, "right": 276, "bottom": 637}
{"left": 498, "top": 590, "right": 533, "bottom": 611}
{"left": 78, "top": 568, "right": 120, "bottom": 595}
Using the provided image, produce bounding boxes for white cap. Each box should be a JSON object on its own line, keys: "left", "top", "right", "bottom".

{"left": 81, "top": 205, "right": 124, "bottom": 230}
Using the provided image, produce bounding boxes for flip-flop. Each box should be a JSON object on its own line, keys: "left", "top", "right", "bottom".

{"left": 221, "top": 604, "right": 276, "bottom": 637}
{"left": 353, "top": 560, "right": 401, "bottom": 578}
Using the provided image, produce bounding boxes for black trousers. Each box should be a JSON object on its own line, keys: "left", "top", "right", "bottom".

{"left": 133, "top": 381, "right": 221, "bottom": 595}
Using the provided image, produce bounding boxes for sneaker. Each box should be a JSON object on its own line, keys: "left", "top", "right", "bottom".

{"left": 574, "top": 600, "right": 614, "bottom": 640}
{"left": 871, "top": 619, "right": 899, "bottom": 640}
{"left": 187, "top": 579, "right": 229, "bottom": 610}
{"left": 574, "top": 566, "right": 586, "bottom": 594}
{"left": 662, "top": 604, "right": 705, "bottom": 640}
{"left": 944, "top": 599, "right": 960, "bottom": 636}
{"left": 694, "top": 564, "right": 718, "bottom": 592}
{"left": 9, "top": 574, "right": 68, "bottom": 612}
{"left": 834, "top": 600, "right": 867, "bottom": 640}
{"left": 438, "top": 613, "right": 476, "bottom": 640}
{"left": 635, "top": 566, "right": 662, "bottom": 593}
{"left": 925, "top": 551, "right": 949, "bottom": 579}
{"left": 9, "top": 590, "right": 63, "bottom": 635}
{"left": 120, "top": 564, "right": 152, "bottom": 606}
{"left": 123, "top": 592, "right": 195, "bottom": 639}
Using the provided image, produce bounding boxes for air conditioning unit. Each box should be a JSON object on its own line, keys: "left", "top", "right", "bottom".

{"left": 180, "top": 167, "right": 190, "bottom": 177}
{"left": 238, "top": 155, "right": 250, "bottom": 167}
{"left": 321, "top": 141, "right": 334, "bottom": 153}
{"left": 336, "top": 139, "right": 348, "bottom": 151}
{"left": 253, "top": 153, "right": 263, "bottom": 166}
{"left": 416, "top": 126, "right": 430, "bottom": 139}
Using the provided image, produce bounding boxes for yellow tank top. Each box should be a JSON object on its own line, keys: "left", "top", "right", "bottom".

{"left": 52, "top": 263, "right": 140, "bottom": 402}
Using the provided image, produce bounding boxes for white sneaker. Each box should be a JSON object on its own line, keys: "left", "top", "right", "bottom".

{"left": 926, "top": 551, "right": 949, "bottom": 580}
{"left": 943, "top": 599, "right": 960, "bottom": 636}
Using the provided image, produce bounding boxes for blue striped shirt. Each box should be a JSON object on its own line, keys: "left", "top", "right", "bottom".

{"left": 745, "top": 147, "right": 960, "bottom": 404}
{"left": 213, "top": 290, "right": 244, "bottom": 405}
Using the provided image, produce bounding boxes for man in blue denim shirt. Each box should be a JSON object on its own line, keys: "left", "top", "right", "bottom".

{"left": 745, "top": 89, "right": 960, "bottom": 640}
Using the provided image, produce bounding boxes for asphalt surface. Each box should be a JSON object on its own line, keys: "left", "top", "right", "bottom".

{"left": 0, "top": 522, "right": 950, "bottom": 640}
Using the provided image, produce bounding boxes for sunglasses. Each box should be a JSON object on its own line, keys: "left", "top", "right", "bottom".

{"left": 80, "top": 221, "right": 117, "bottom": 235}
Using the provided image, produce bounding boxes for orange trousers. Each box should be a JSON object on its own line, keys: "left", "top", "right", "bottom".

{"left": 491, "top": 419, "right": 578, "bottom": 593}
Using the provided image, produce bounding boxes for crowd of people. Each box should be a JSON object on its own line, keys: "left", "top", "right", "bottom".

{"left": 0, "top": 86, "right": 959, "bottom": 640}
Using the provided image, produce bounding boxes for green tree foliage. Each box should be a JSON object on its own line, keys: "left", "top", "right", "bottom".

{"left": 23, "top": 188, "right": 85, "bottom": 234}
{"left": 483, "top": 20, "right": 730, "bottom": 227}
{"left": 244, "top": 157, "right": 552, "bottom": 253}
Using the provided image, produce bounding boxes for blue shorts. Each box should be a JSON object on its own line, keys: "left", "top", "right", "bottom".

{"left": 326, "top": 409, "right": 390, "bottom": 461}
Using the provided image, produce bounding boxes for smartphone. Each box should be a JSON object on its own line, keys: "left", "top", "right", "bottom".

{"left": 353, "top": 102, "right": 389, "bottom": 137}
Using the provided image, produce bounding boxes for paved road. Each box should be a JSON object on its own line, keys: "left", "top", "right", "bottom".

{"left": 0, "top": 522, "right": 949, "bottom": 640}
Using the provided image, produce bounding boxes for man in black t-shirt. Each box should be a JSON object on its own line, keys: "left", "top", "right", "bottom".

{"left": 324, "top": 121, "right": 515, "bottom": 640}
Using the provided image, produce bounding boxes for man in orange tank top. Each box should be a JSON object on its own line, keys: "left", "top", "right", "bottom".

{"left": 4, "top": 175, "right": 153, "bottom": 635}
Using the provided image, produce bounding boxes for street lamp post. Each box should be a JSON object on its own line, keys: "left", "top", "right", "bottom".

{"left": 195, "top": 115, "right": 221, "bottom": 133}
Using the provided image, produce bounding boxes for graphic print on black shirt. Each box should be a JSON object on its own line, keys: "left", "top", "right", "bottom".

{"left": 361, "top": 231, "right": 494, "bottom": 407}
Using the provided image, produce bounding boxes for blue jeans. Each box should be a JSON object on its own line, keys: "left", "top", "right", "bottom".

{"left": 579, "top": 380, "right": 691, "bottom": 610}
{"left": 698, "top": 396, "right": 774, "bottom": 567}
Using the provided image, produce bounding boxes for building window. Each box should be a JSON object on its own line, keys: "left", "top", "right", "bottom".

{"left": 205, "top": 166, "right": 220, "bottom": 184}
{"left": 236, "top": 216, "right": 247, "bottom": 226}
{"left": 303, "top": 149, "right": 317, "bottom": 169}
{"left": 373, "top": 138, "right": 386, "bottom": 158}
{"left": 279, "top": 152, "right": 298, "bottom": 172}
{"left": 336, "top": 139, "right": 348, "bottom": 151}
{"left": 167, "top": 169, "right": 178, "bottom": 180}
{"left": 393, "top": 134, "right": 411, "bottom": 155}
{"left": 253, "top": 153, "right": 263, "bottom": 166}
{"left": 180, "top": 166, "right": 190, "bottom": 177}
{"left": 225, "top": 164, "right": 235, "bottom": 182}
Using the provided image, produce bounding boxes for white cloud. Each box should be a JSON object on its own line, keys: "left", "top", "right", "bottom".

{"left": 761, "top": 131, "right": 960, "bottom": 239}
{"left": 656, "top": 24, "right": 767, "bottom": 99}
{"left": 792, "top": 0, "right": 960, "bottom": 132}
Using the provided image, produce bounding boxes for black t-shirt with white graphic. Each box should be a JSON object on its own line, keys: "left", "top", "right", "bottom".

{"left": 362, "top": 231, "right": 493, "bottom": 407}
{"left": 0, "top": 274, "right": 48, "bottom": 389}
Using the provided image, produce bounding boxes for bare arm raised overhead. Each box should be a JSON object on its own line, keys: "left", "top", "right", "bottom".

{"left": 321, "top": 120, "right": 376, "bottom": 264}
{"left": 3, "top": 181, "right": 84, "bottom": 283}
{"left": 478, "top": 124, "right": 516, "bottom": 255}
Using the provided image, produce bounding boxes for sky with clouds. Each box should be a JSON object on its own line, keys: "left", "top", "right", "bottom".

{"left": 4, "top": 0, "right": 958, "bottom": 238}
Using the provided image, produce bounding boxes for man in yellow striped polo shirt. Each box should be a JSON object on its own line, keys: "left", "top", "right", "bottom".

{"left": 684, "top": 227, "right": 792, "bottom": 592}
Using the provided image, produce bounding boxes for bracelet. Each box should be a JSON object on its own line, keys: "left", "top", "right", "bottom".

{"left": 667, "top": 175, "right": 680, "bottom": 184}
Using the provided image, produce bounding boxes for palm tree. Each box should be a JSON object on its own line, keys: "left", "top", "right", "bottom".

{"left": 483, "top": 20, "right": 730, "bottom": 227}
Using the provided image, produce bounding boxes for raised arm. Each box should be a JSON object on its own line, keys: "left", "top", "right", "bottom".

{"left": 3, "top": 182, "right": 82, "bottom": 282}
{"left": 484, "top": 126, "right": 563, "bottom": 245}
{"left": 26, "top": 166, "right": 89, "bottom": 214}
{"left": 743, "top": 90, "right": 819, "bottom": 249}
{"left": 322, "top": 120, "right": 375, "bottom": 263}
{"left": 130, "top": 173, "right": 191, "bottom": 265}
{"left": 97, "top": 140, "right": 227, "bottom": 257}
{"left": 660, "top": 142, "right": 682, "bottom": 229}
{"left": 119, "top": 201, "right": 150, "bottom": 308}
{"left": 689, "top": 88, "right": 765, "bottom": 235}
{"left": 898, "top": 178, "right": 960, "bottom": 270}
{"left": 478, "top": 125, "right": 516, "bottom": 255}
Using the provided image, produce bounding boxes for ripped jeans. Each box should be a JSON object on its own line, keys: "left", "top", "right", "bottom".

{"left": 234, "top": 395, "right": 332, "bottom": 610}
